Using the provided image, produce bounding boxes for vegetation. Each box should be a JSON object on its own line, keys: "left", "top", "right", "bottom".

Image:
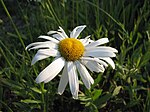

{"left": 0, "top": 0, "right": 150, "bottom": 111}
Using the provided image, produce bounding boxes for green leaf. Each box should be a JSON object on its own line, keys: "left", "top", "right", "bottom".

{"left": 92, "top": 89, "right": 102, "bottom": 101}
{"left": 94, "top": 93, "right": 112, "bottom": 108}
{"left": 91, "top": 74, "right": 102, "bottom": 88}
{"left": 21, "top": 99, "right": 42, "bottom": 104}
{"left": 112, "top": 86, "right": 122, "bottom": 96}
{"left": 31, "top": 87, "right": 42, "bottom": 94}
{"left": 140, "top": 50, "right": 150, "bottom": 67}
{"left": 1, "top": 78, "right": 22, "bottom": 90}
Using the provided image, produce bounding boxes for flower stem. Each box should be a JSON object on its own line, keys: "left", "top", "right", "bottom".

{"left": 40, "top": 83, "right": 46, "bottom": 112}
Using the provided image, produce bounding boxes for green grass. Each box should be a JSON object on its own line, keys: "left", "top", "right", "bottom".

{"left": 0, "top": 0, "right": 150, "bottom": 111}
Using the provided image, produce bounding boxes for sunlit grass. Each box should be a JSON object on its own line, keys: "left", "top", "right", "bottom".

{"left": 0, "top": 0, "right": 150, "bottom": 111}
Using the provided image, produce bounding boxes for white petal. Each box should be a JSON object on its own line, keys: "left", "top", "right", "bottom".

{"left": 38, "top": 36, "right": 59, "bottom": 43}
{"left": 29, "top": 42, "right": 57, "bottom": 51}
{"left": 80, "top": 35, "right": 91, "bottom": 46}
{"left": 35, "top": 57, "right": 65, "bottom": 83}
{"left": 52, "top": 34, "right": 64, "bottom": 41}
{"left": 80, "top": 35, "right": 90, "bottom": 41}
{"left": 31, "top": 54, "right": 49, "bottom": 65}
{"left": 81, "top": 60, "right": 105, "bottom": 73}
{"left": 59, "top": 26, "right": 68, "bottom": 38}
{"left": 56, "top": 32, "right": 67, "bottom": 39}
{"left": 100, "top": 57, "right": 115, "bottom": 69}
{"left": 84, "top": 50, "right": 116, "bottom": 57}
{"left": 70, "top": 25, "right": 86, "bottom": 38}
{"left": 47, "top": 31, "right": 57, "bottom": 35}
{"left": 81, "top": 57, "right": 108, "bottom": 67}
{"left": 58, "top": 65, "right": 68, "bottom": 95}
{"left": 85, "top": 38, "right": 109, "bottom": 48}
{"left": 26, "top": 41, "right": 51, "bottom": 50}
{"left": 85, "top": 46, "right": 118, "bottom": 53}
{"left": 31, "top": 49, "right": 60, "bottom": 65}
{"left": 67, "top": 61, "right": 79, "bottom": 99}
{"left": 76, "top": 61, "right": 94, "bottom": 89}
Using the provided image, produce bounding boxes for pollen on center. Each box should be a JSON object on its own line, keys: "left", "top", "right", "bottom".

{"left": 58, "top": 38, "right": 84, "bottom": 61}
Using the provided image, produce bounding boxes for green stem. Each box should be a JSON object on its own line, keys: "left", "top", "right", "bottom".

{"left": 0, "top": 0, "right": 38, "bottom": 78}
{"left": 0, "top": 47, "right": 15, "bottom": 72}
{"left": 47, "top": 0, "right": 62, "bottom": 26}
{"left": 17, "top": 0, "right": 33, "bottom": 42}
{"left": 0, "top": 0, "right": 31, "bottom": 60}
{"left": 84, "top": 0, "right": 126, "bottom": 32}
{"left": 41, "top": 83, "right": 46, "bottom": 112}
{"left": 0, "top": 40, "right": 21, "bottom": 66}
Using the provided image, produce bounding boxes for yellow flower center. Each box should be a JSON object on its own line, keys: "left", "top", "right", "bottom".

{"left": 59, "top": 38, "right": 84, "bottom": 61}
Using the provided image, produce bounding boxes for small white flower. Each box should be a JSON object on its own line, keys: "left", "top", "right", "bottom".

{"left": 26, "top": 25, "right": 118, "bottom": 99}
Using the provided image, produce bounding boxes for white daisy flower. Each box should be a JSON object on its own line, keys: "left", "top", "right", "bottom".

{"left": 26, "top": 25, "right": 118, "bottom": 99}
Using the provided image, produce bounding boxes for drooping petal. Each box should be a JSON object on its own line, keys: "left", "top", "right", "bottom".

{"left": 75, "top": 61, "right": 94, "bottom": 89}
{"left": 31, "top": 49, "right": 60, "bottom": 65}
{"left": 85, "top": 38, "right": 109, "bottom": 48}
{"left": 81, "top": 57, "right": 108, "bottom": 67}
{"left": 59, "top": 26, "right": 68, "bottom": 38}
{"left": 70, "top": 25, "right": 86, "bottom": 38}
{"left": 84, "top": 50, "right": 116, "bottom": 57}
{"left": 35, "top": 57, "right": 65, "bottom": 83}
{"left": 28, "top": 42, "right": 58, "bottom": 51}
{"left": 100, "top": 57, "right": 115, "bottom": 69}
{"left": 38, "top": 36, "right": 59, "bottom": 43}
{"left": 81, "top": 60, "right": 105, "bottom": 73}
{"left": 26, "top": 41, "right": 51, "bottom": 50}
{"left": 67, "top": 61, "right": 79, "bottom": 99}
{"left": 58, "top": 65, "right": 68, "bottom": 95}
